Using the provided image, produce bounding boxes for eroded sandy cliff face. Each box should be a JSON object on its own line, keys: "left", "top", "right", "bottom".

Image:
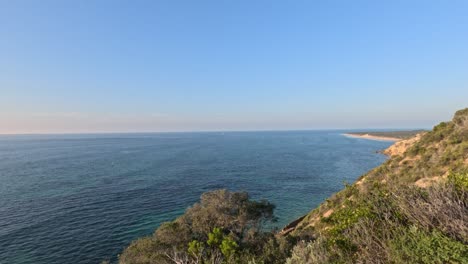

{"left": 382, "top": 133, "right": 423, "bottom": 157}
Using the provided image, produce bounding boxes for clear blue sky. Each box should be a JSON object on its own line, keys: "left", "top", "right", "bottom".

{"left": 1, "top": 0, "right": 467, "bottom": 133}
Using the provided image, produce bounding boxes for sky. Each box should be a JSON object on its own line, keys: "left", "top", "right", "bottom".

{"left": 1, "top": 0, "right": 467, "bottom": 134}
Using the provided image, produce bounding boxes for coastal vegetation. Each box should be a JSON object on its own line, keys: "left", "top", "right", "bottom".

{"left": 119, "top": 108, "right": 468, "bottom": 263}
{"left": 119, "top": 190, "right": 293, "bottom": 264}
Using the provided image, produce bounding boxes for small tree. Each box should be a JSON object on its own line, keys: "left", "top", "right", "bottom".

{"left": 119, "top": 189, "right": 277, "bottom": 264}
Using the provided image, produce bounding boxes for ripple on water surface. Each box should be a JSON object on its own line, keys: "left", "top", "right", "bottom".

{"left": 0, "top": 132, "right": 392, "bottom": 264}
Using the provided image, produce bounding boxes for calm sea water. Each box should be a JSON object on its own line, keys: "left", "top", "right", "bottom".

{"left": 0, "top": 131, "right": 392, "bottom": 264}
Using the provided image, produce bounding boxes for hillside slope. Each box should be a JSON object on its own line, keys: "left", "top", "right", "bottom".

{"left": 285, "top": 108, "right": 468, "bottom": 263}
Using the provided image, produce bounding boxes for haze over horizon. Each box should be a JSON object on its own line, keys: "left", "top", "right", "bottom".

{"left": 1, "top": 1, "right": 467, "bottom": 134}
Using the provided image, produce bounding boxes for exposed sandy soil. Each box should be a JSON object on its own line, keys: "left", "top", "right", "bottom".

{"left": 323, "top": 209, "right": 334, "bottom": 218}
{"left": 415, "top": 176, "right": 443, "bottom": 188}
{"left": 415, "top": 171, "right": 450, "bottom": 188}
{"left": 382, "top": 133, "right": 424, "bottom": 156}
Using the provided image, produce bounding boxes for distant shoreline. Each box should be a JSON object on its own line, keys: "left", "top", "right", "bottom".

{"left": 342, "top": 133, "right": 401, "bottom": 141}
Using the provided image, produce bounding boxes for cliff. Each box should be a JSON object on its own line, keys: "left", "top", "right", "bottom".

{"left": 285, "top": 108, "right": 468, "bottom": 263}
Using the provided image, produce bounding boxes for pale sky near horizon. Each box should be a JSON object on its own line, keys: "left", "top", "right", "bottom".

{"left": 1, "top": 0, "right": 467, "bottom": 134}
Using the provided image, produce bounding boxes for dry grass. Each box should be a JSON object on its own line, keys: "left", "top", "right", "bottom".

{"left": 394, "top": 183, "right": 468, "bottom": 243}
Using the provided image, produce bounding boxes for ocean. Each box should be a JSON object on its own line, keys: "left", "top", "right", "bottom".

{"left": 0, "top": 131, "right": 392, "bottom": 264}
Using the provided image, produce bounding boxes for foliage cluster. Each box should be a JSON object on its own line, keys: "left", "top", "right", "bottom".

{"left": 119, "top": 189, "right": 293, "bottom": 264}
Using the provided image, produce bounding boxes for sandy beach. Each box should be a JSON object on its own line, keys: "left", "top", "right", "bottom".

{"left": 343, "top": 133, "right": 401, "bottom": 142}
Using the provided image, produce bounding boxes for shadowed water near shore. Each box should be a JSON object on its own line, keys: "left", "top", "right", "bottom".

{"left": 0, "top": 131, "right": 392, "bottom": 264}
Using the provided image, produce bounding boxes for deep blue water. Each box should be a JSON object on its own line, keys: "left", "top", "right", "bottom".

{"left": 0, "top": 131, "right": 392, "bottom": 264}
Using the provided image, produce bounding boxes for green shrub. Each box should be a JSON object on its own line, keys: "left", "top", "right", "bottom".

{"left": 390, "top": 226, "right": 468, "bottom": 264}
{"left": 220, "top": 236, "right": 238, "bottom": 258}
{"left": 453, "top": 108, "right": 468, "bottom": 125}
{"left": 448, "top": 171, "right": 468, "bottom": 191}
{"left": 325, "top": 206, "right": 372, "bottom": 234}
{"left": 207, "top": 227, "right": 223, "bottom": 246}
{"left": 188, "top": 239, "right": 204, "bottom": 256}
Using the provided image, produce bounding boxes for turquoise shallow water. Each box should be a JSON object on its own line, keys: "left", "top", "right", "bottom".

{"left": 0, "top": 131, "right": 392, "bottom": 264}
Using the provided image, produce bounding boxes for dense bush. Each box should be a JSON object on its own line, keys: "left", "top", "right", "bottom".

{"left": 119, "top": 190, "right": 291, "bottom": 264}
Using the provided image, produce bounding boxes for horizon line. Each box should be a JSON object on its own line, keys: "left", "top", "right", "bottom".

{"left": 0, "top": 127, "right": 430, "bottom": 136}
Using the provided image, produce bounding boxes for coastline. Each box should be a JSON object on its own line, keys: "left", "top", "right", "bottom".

{"left": 280, "top": 137, "right": 400, "bottom": 235}
{"left": 342, "top": 133, "right": 401, "bottom": 142}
